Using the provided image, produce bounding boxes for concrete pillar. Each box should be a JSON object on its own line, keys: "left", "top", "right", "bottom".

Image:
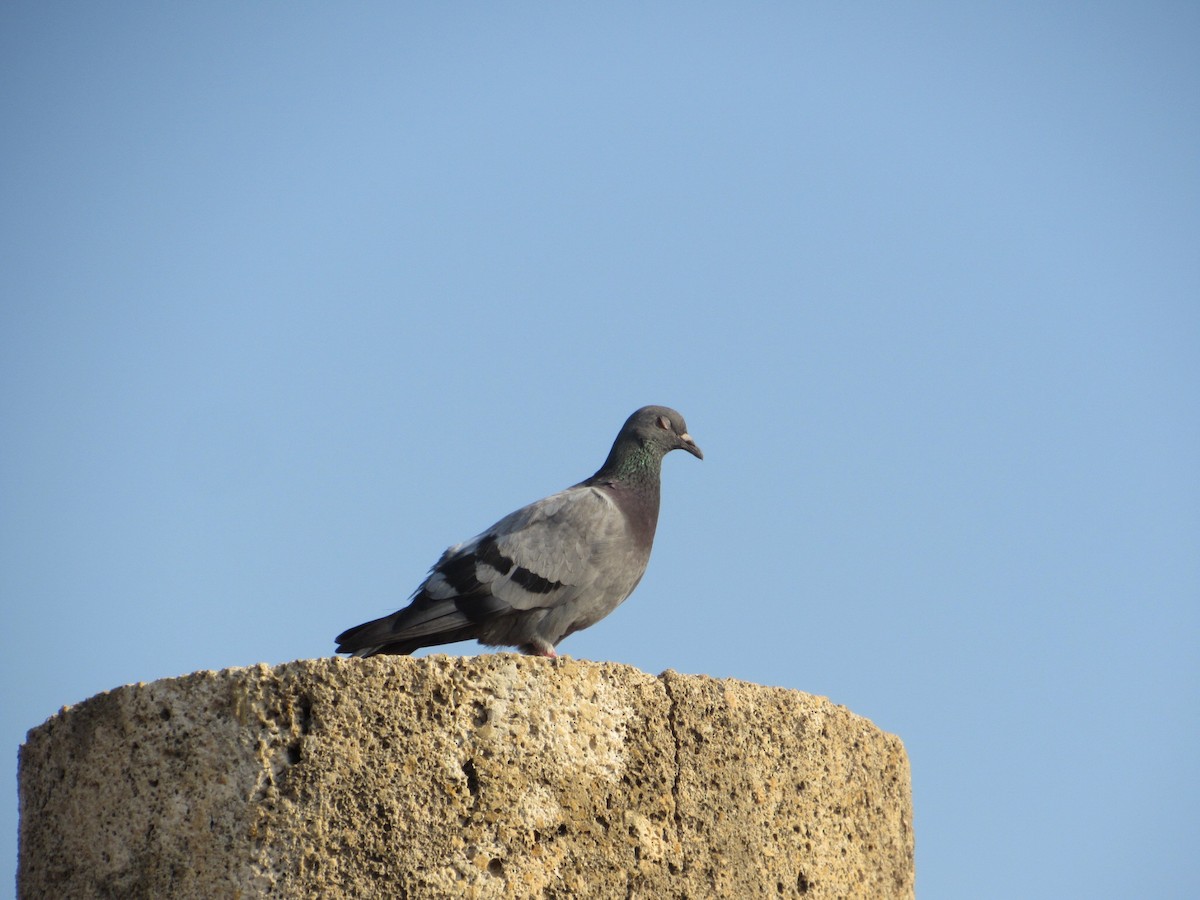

{"left": 19, "top": 655, "right": 913, "bottom": 898}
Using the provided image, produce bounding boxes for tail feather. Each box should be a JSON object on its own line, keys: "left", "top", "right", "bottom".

{"left": 335, "top": 602, "right": 478, "bottom": 657}
{"left": 342, "top": 628, "right": 482, "bottom": 657}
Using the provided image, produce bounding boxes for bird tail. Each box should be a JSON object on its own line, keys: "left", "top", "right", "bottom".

{"left": 335, "top": 601, "right": 477, "bottom": 657}
{"left": 333, "top": 616, "right": 416, "bottom": 656}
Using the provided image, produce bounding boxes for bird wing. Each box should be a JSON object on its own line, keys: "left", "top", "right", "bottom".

{"left": 334, "top": 484, "right": 641, "bottom": 655}
{"left": 420, "top": 484, "right": 628, "bottom": 617}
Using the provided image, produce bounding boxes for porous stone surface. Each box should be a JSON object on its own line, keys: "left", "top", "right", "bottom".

{"left": 19, "top": 656, "right": 913, "bottom": 898}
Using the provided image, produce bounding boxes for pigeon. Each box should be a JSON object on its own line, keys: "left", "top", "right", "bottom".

{"left": 335, "top": 405, "right": 702, "bottom": 658}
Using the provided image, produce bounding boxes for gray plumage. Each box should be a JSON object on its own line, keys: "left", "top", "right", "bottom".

{"left": 335, "top": 405, "right": 702, "bottom": 658}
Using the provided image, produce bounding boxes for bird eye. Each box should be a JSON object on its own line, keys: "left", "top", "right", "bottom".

{"left": 656, "top": 415, "right": 671, "bottom": 430}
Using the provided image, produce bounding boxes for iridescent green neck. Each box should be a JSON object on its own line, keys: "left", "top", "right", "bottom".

{"left": 597, "top": 439, "right": 662, "bottom": 483}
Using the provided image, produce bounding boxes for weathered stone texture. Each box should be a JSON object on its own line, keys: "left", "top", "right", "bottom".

{"left": 19, "top": 656, "right": 913, "bottom": 898}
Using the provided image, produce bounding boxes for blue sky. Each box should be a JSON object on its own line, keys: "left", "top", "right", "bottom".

{"left": 2, "top": 4, "right": 1197, "bottom": 896}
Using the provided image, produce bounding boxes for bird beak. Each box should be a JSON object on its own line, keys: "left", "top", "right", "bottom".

{"left": 680, "top": 432, "right": 703, "bottom": 460}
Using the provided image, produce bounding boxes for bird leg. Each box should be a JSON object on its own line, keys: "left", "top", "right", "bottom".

{"left": 520, "top": 641, "right": 558, "bottom": 658}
